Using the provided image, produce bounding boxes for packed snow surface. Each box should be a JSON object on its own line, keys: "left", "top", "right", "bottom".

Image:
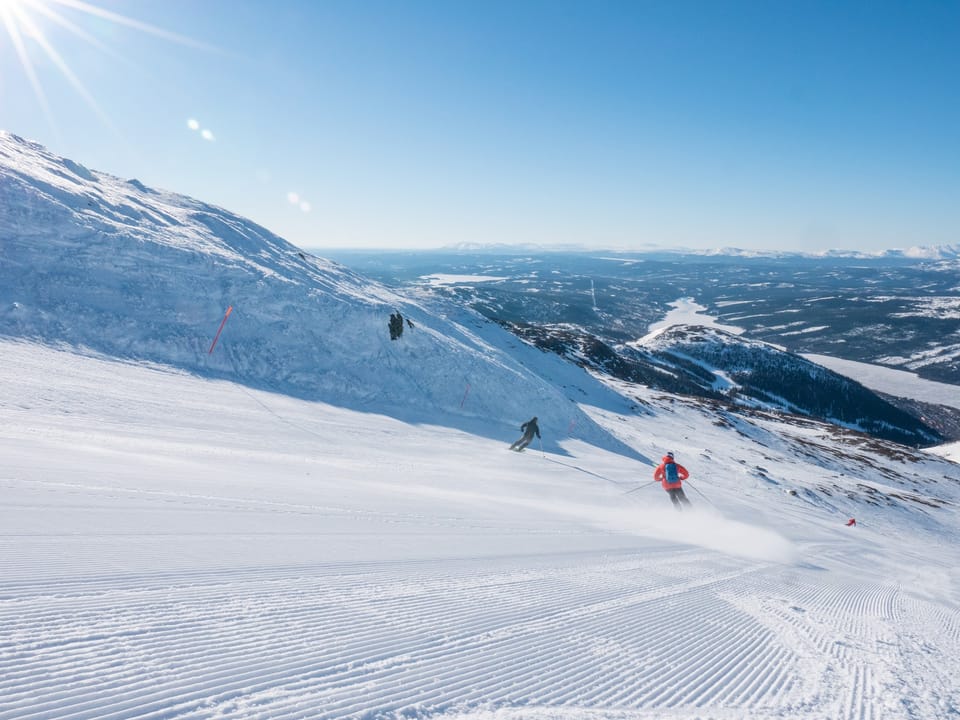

{"left": 2, "top": 339, "right": 959, "bottom": 720}
{"left": 3, "top": 131, "right": 960, "bottom": 719}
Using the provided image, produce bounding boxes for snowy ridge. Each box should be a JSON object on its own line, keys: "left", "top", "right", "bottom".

{"left": 432, "top": 243, "right": 960, "bottom": 260}
{"left": 513, "top": 318, "right": 941, "bottom": 446}
{"left": 685, "top": 245, "right": 960, "bottom": 261}
{"left": 0, "top": 131, "right": 621, "bottom": 449}
{"left": 633, "top": 324, "right": 940, "bottom": 446}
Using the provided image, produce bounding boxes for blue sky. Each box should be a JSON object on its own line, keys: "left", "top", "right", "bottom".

{"left": 1, "top": 0, "right": 957, "bottom": 252}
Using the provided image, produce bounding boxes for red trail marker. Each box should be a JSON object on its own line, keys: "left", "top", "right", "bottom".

{"left": 208, "top": 305, "right": 233, "bottom": 354}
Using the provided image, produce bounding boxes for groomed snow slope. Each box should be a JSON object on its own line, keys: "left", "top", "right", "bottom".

{"left": 2, "top": 339, "right": 959, "bottom": 720}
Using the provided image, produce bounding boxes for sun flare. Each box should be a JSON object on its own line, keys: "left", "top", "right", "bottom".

{"left": 1, "top": 0, "right": 214, "bottom": 136}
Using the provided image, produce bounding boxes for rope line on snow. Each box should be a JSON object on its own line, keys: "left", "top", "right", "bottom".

{"left": 234, "top": 383, "right": 327, "bottom": 440}
{"left": 542, "top": 456, "right": 656, "bottom": 510}
{"left": 542, "top": 457, "right": 631, "bottom": 486}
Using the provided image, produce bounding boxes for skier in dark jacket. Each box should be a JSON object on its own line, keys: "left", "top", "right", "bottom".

{"left": 510, "top": 416, "right": 540, "bottom": 451}
{"left": 653, "top": 451, "right": 691, "bottom": 509}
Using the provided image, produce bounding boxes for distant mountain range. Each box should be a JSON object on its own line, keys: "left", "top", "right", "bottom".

{"left": 700, "top": 245, "right": 960, "bottom": 260}
{"left": 436, "top": 242, "right": 960, "bottom": 261}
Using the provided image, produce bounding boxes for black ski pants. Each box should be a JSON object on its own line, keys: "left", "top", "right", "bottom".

{"left": 511, "top": 432, "right": 536, "bottom": 451}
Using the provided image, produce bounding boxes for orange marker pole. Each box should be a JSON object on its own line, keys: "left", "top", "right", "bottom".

{"left": 208, "top": 305, "right": 233, "bottom": 354}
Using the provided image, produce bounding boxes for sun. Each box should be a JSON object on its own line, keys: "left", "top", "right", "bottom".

{"left": 0, "top": 0, "right": 214, "bottom": 136}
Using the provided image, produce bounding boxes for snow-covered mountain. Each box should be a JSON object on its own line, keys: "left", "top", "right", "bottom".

{"left": 2, "top": 133, "right": 960, "bottom": 719}
{"left": 506, "top": 320, "right": 941, "bottom": 446}
{"left": 667, "top": 244, "right": 960, "bottom": 260}
{"left": 637, "top": 325, "right": 941, "bottom": 446}
{"left": 0, "top": 131, "right": 623, "bottom": 451}
{"left": 701, "top": 245, "right": 960, "bottom": 260}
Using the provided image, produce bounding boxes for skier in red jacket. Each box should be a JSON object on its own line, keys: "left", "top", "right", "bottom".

{"left": 653, "top": 451, "right": 691, "bottom": 510}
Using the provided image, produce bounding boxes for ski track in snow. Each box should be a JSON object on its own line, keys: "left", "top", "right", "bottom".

{"left": 3, "top": 457, "right": 959, "bottom": 720}
{"left": 4, "top": 533, "right": 958, "bottom": 720}
{"left": 0, "top": 538, "right": 910, "bottom": 720}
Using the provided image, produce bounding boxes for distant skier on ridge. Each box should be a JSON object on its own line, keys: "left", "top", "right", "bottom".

{"left": 654, "top": 451, "right": 691, "bottom": 510}
{"left": 509, "top": 416, "right": 540, "bottom": 452}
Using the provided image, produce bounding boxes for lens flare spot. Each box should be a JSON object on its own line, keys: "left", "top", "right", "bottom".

{"left": 299, "top": 201, "right": 311, "bottom": 213}
{"left": 200, "top": 128, "right": 215, "bottom": 141}
{"left": 3, "top": 0, "right": 218, "bottom": 136}
{"left": 187, "top": 118, "right": 200, "bottom": 131}
{"left": 287, "top": 192, "right": 300, "bottom": 205}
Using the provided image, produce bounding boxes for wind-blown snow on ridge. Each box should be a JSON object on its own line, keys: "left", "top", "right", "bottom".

{"left": 0, "top": 131, "right": 624, "bottom": 450}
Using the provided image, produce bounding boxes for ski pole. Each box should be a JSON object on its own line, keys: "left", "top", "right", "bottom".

{"left": 538, "top": 435, "right": 544, "bottom": 458}
{"left": 684, "top": 480, "right": 715, "bottom": 507}
{"left": 624, "top": 480, "right": 659, "bottom": 495}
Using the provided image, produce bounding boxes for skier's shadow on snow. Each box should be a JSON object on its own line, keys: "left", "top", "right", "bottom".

{"left": 230, "top": 376, "right": 646, "bottom": 462}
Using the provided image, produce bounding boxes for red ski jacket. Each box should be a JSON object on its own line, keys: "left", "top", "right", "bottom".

{"left": 653, "top": 457, "right": 689, "bottom": 490}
